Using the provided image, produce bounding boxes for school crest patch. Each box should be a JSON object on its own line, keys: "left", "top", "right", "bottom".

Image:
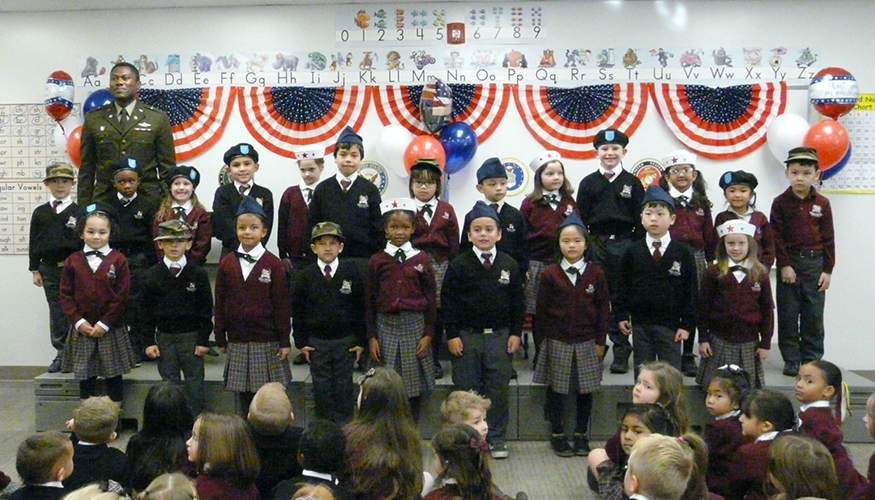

{"left": 186, "top": 282, "right": 197, "bottom": 292}
{"left": 258, "top": 269, "right": 272, "bottom": 283}
{"left": 340, "top": 280, "right": 352, "bottom": 294}
{"left": 668, "top": 261, "right": 682, "bottom": 276}
{"left": 498, "top": 269, "right": 511, "bottom": 285}
{"left": 810, "top": 204, "right": 822, "bottom": 217}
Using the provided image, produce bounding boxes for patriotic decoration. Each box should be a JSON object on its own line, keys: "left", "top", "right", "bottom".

{"left": 373, "top": 83, "right": 508, "bottom": 143}
{"left": 512, "top": 83, "right": 651, "bottom": 160}
{"left": 139, "top": 87, "right": 236, "bottom": 161}
{"left": 236, "top": 86, "right": 371, "bottom": 158}
{"left": 649, "top": 82, "right": 787, "bottom": 160}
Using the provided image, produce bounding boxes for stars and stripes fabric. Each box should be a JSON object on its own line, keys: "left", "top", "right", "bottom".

{"left": 649, "top": 82, "right": 787, "bottom": 160}
{"left": 372, "top": 83, "right": 508, "bottom": 143}
{"left": 139, "top": 87, "right": 236, "bottom": 161}
{"left": 236, "top": 85, "right": 371, "bottom": 158}
{"left": 512, "top": 83, "right": 651, "bottom": 160}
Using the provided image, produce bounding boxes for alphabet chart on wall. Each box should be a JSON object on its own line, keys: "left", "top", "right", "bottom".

{"left": 822, "top": 94, "right": 875, "bottom": 194}
{"left": 0, "top": 103, "right": 78, "bottom": 256}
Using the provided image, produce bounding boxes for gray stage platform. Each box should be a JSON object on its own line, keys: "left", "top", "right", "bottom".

{"left": 33, "top": 350, "right": 875, "bottom": 442}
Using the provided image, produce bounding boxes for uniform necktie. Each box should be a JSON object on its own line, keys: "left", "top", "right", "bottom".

{"left": 84, "top": 250, "right": 104, "bottom": 259}
{"left": 652, "top": 240, "right": 662, "bottom": 261}
{"left": 120, "top": 197, "right": 131, "bottom": 207}
{"left": 170, "top": 264, "right": 182, "bottom": 277}
{"left": 419, "top": 204, "right": 433, "bottom": 217}
{"left": 341, "top": 178, "right": 352, "bottom": 193}
{"left": 603, "top": 170, "right": 615, "bottom": 181}
{"left": 490, "top": 203, "right": 499, "bottom": 213}
{"left": 394, "top": 248, "right": 406, "bottom": 263}
{"left": 119, "top": 108, "right": 129, "bottom": 125}
{"left": 52, "top": 200, "right": 62, "bottom": 212}
{"left": 238, "top": 184, "right": 249, "bottom": 196}
{"left": 324, "top": 264, "right": 332, "bottom": 281}
{"left": 305, "top": 188, "right": 313, "bottom": 204}
{"left": 174, "top": 207, "right": 186, "bottom": 219}
{"left": 236, "top": 252, "right": 257, "bottom": 264}
{"left": 481, "top": 252, "right": 492, "bottom": 269}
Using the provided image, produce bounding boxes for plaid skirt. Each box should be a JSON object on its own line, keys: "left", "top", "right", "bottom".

{"left": 696, "top": 335, "right": 764, "bottom": 388}
{"left": 596, "top": 460, "right": 626, "bottom": 500}
{"left": 525, "top": 260, "right": 550, "bottom": 314}
{"left": 61, "top": 325, "right": 135, "bottom": 380}
{"left": 533, "top": 338, "right": 601, "bottom": 394}
{"left": 428, "top": 256, "right": 449, "bottom": 308}
{"left": 377, "top": 311, "right": 435, "bottom": 398}
{"left": 224, "top": 341, "right": 292, "bottom": 393}
{"left": 693, "top": 249, "right": 707, "bottom": 287}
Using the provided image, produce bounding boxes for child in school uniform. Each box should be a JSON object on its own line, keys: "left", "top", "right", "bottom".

{"left": 522, "top": 151, "right": 579, "bottom": 358}
{"left": 140, "top": 219, "right": 213, "bottom": 415}
{"left": 213, "top": 143, "right": 275, "bottom": 258}
{"left": 623, "top": 435, "right": 693, "bottom": 500}
{"left": 714, "top": 171, "right": 775, "bottom": 269}
{"left": 29, "top": 163, "right": 81, "bottom": 373}
{"left": 703, "top": 365, "right": 750, "bottom": 499}
{"left": 533, "top": 213, "right": 609, "bottom": 457}
{"left": 576, "top": 129, "right": 645, "bottom": 374}
{"left": 293, "top": 222, "right": 366, "bottom": 424}
{"left": 442, "top": 201, "right": 525, "bottom": 459}
{"left": 247, "top": 382, "right": 303, "bottom": 499}
{"left": 697, "top": 220, "right": 774, "bottom": 389}
{"left": 409, "top": 159, "right": 459, "bottom": 379}
{"left": 152, "top": 165, "right": 212, "bottom": 266}
{"left": 60, "top": 203, "right": 136, "bottom": 403}
{"left": 770, "top": 147, "right": 835, "bottom": 377}
{"left": 214, "top": 196, "right": 292, "bottom": 413}
{"left": 63, "top": 396, "right": 128, "bottom": 490}
{"left": 366, "top": 198, "right": 437, "bottom": 421}
{"left": 10, "top": 431, "right": 74, "bottom": 500}
{"left": 615, "top": 186, "right": 697, "bottom": 377}
{"left": 659, "top": 151, "right": 715, "bottom": 377}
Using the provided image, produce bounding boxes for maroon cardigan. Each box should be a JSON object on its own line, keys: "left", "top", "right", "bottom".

{"left": 194, "top": 475, "right": 258, "bottom": 500}
{"left": 670, "top": 201, "right": 716, "bottom": 261}
{"left": 704, "top": 416, "right": 744, "bottom": 498}
{"left": 725, "top": 439, "right": 774, "bottom": 500}
{"left": 153, "top": 205, "right": 212, "bottom": 265}
{"left": 533, "top": 263, "right": 610, "bottom": 345}
{"left": 713, "top": 210, "right": 775, "bottom": 268}
{"left": 697, "top": 265, "right": 774, "bottom": 349}
{"left": 366, "top": 250, "right": 437, "bottom": 339}
{"left": 799, "top": 406, "right": 867, "bottom": 499}
{"left": 60, "top": 250, "right": 130, "bottom": 329}
{"left": 412, "top": 200, "right": 460, "bottom": 264}
{"left": 520, "top": 195, "right": 579, "bottom": 261}
{"left": 277, "top": 185, "right": 311, "bottom": 265}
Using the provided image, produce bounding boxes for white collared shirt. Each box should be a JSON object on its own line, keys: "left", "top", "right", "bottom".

{"left": 799, "top": 400, "right": 831, "bottom": 412}
{"left": 483, "top": 199, "right": 504, "bottom": 212}
{"left": 561, "top": 257, "right": 586, "bottom": 285}
{"left": 301, "top": 470, "right": 337, "bottom": 484}
{"left": 755, "top": 430, "right": 779, "bottom": 442}
{"left": 336, "top": 172, "right": 359, "bottom": 188}
{"left": 729, "top": 207, "right": 755, "bottom": 223}
{"left": 164, "top": 255, "right": 187, "bottom": 276}
{"left": 416, "top": 197, "right": 438, "bottom": 225}
{"left": 299, "top": 181, "right": 316, "bottom": 206}
{"left": 474, "top": 246, "right": 496, "bottom": 265}
{"left": 599, "top": 165, "right": 624, "bottom": 183}
{"left": 645, "top": 233, "right": 672, "bottom": 256}
{"left": 237, "top": 243, "right": 265, "bottom": 280}
{"left": 543, "top": 189, "right": 561, "bottom": 208}
{"left": 171, "top": 200, "right": 193, "bottom": 216}
{"left": 715, "top": 409, "right": 741, "bottom": 421}
{"left": 318, "top": 257, "right": 338, "bottom": 277}
{"left": 51, "top": 195, "right": 73, "bottom": 214}
{"left": 385, "top": 241, "right": 419, "bottom": 260}
{"left": 36, "top": 481, "right": 64, "bottom": 489}
{"left": 118, "top": 191, "right": 138, "bottom": 203}
{"left": 234, "top": 180, "right": 251, "bottom": 196}
{"left": 668, "top": 185, "right": 694, "bottom": 201}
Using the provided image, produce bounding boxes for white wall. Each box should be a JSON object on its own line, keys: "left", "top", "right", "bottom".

{"left": 1, "top": 0, "right": 874, "bottom": 368}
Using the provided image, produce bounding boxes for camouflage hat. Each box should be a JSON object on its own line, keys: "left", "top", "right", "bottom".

{"left": 311, "top": 221, "right": 345, "bottom": 242}
{"left": 44, "top": 163, "right": 76, "bottom": 181}
{"left": 153, "top": 219, "right": 193, "bottom": 241}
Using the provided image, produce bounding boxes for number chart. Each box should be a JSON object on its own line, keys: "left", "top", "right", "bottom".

{"left": 0, "top": 103, "right": 78, "bottom": 256}
{"left": 822, "top": 94, "right": 875, "bottom": 194}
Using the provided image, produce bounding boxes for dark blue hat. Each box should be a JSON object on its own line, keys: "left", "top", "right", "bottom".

{"left": 166, "top": 165, "right": 200, "bottom": 188}
{"left": 236, "top": 195, "right": 267, "bottom": 220}
{"left": 558, "top": 213, "right": 586, "bottom": 232}
{"left": 593, "top": 128, "right": 629, "bottom": 149}
{"left": 719, "top": 170, "right": 758, "bottom": 190}
{"left": 642, "top": 185, "right": 675, "bottom": 211}
{"left": 111, "top": 157, "right": 139, "bottom": 178}
{"left": 335, "top": 126, "right": 364, "bottom": 157}
{"left": 81, "top": 201, "right": 117, "bottom": 223}
{"left": 224, "top": 143, "right": 259, "bottom": 165}
{"left": 464, "top": 200, "right": 501, "bottom": 227}
{"left": 476, "top": 157, "right": 507, "bottom": 184}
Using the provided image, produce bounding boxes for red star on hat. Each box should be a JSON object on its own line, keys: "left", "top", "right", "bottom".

{"left": 392, "top": 201, "right": 399, "bottom": 208}
{"left": 726, "top": 226, "right": 735, "bottom": 232}
{"left": 671, "top": 157, "right": 678, "bottom": 163}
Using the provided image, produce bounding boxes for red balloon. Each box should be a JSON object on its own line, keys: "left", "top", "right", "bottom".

{"left": 403, "top": 135, "right": 446, "bottom": 173}
{"left": 66, "top": 125, "right": 83, "bottom": 168}
{"left": 802, "top": 119, "right": 849, "bottom": 170}
{"left": 808, "top": 67, "right": 859, "bottom": 120}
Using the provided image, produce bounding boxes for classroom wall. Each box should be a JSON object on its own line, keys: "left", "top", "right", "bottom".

{"left": 1, "top": 0, "right": 873, "bottom": 368}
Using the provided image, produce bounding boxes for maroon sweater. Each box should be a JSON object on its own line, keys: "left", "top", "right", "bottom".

{"left": 412, "top": 200, "right": 460, "bottom": 264}
{"left": 366, "top": 250, "right": 437, "bottom": 339}
{"left": 194, "top": 475, "right": 258, "bottom": 500}
{"left": 533, "top": 263, "right": 610, "bottom": 345}
{"left": 725, "top": 439, "right": 774, "bottom": 500}
{"left": 277, "top": 185, "right": 311, "bottom": 265}
{"left": 60, "top": 250, "right": 130, "bottom": 329}
{"left": 799, "top": 406, "right": 867, "bottom": 499}
{"left": 214, "top": 251, "right": 291, "bottom": 347}
{"left": 698, "top": 265, "right": 774, "bottom": 349}
{"left": 520, "top": 195, "right": 579, "bottom": 261}
{"left": 670, "top": 201, "right": 716, "bottom": 261}
{"left": 866, "top": 451, "right": 875, "bottom": 500}
{"left": 153, "top": 205, "right": 212, "bottom": 265}
{"left": 705, "top": 416, "right": 744, "bottom": 499}
{"left": 714, "top": 210, "right": 775, "bottom": 268}
{"left": 770, "top": 187, "right": 835, "bottom": 273}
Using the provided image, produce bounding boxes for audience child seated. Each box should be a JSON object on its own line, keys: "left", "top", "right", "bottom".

{"left": 624, "top": 434, "right": 693, "bottom": 500}
{"left": 271, "top": 419, "right": 351, "bottom": 500}
{"left": 11, "top": 430, "right": 74, "bottom": 500}
{"left": 768, "top": 435, "right": 840, "bottom": 500}
{"left": 63, "top": 396, "right": 128, "bottom": 491}
{"left": 138, "top": 472, "right": 199, "bottom": 500}
{"left": 247, "top": 382, "right": 303, "bottom": 499}
{"left": 187, "top": 413, "right": 260, "bottom": 500}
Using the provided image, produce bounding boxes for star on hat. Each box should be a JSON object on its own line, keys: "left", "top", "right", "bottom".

{"left": 716, "top": 220, "right": 756, "bottom": 238}
{"left": 380, "top": 197, "right": 416, "bottom": 215}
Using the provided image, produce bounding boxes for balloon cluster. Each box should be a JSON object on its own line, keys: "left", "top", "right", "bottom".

{"left": 45, "top": 70, "right": 115, "bottom": 167}
{"left": 766, "top": 67, "right": 858, "bottom": 180}
{"left": 373, "top": 79, "right": 479, "bottom": 186}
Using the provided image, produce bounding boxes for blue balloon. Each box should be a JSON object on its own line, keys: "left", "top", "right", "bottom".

{"left": 439, "top": 122, "right": 478, "bottom": 175}
{"left": 821, "top": 142, "right": 852, "bottom": 181}
{"left": 83, "top": 89, "right": 114, "bottom": 115}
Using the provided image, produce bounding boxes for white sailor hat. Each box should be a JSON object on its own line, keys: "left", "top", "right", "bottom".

{"left": 716, "top": 220, "right": 756, "bottom": 238}
{"left": 295, "top": 148, "right": 323, "bottom": 161}
{"left": 662, "top": 150, "right": 697, "bottom": 170}
{"left": 529, "top": 150, "right": 562, "bottom": 172}
{"left": 380, "top": 197, "right": 416, "bottom": 215}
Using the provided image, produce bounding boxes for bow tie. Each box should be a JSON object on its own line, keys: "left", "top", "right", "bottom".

{"left": 236, "top": 252, "right": 257, "bottom": 264}
{"left": 545, "top": 194, "right": 559, "bottom": 204}
{"left": 84, "top": 250, "right": 105, "bottom": 259}
{"left": 565, "top": 266, "right": 579, "bottom": 275}
{"left": 729, "top": 265, "right": 748, "bottom": 274}
{"left": 419, "top": 204, "right": 433, "bottom": 217}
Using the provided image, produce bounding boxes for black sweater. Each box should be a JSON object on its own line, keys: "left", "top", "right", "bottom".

{"left": 29, "top": 202, "right": 80, "bottom": 270}
{"left": 138, "top": 261, "right": 214, "bottom": 346}
{"left": 292, "top": 259, "right": 366, "bottom": 348}
{"left": 576, "top": 169, "right": 645, "bottom": 239}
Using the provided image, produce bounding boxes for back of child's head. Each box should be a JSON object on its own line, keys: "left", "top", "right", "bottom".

{"left": 298, "top": 419, "right": 345, "bottom": 474}
{"left": 768, "top": 435, "right": 839, "bottom": 500}
{"left": 432, "top": 424, "right": 493, "bottom": 500}
{"left": 248, "top": 382, "right": 293, "bottom": 436}
{"left": 72, "top": 396, "right": 119, "bottom": 444}
{"left": 627, "top": 434, "right": 693, "bottom": 500}
{"left": 63, "top": 483, "right": 126, "bottom": 500}
{"left": 640, "top": 361, "right": 689, "bottom": 434}
{"left": 142, "top": 383, "right": 193, "bottom": 437}
{"left": 193, "top": 413, "right": 260, "bottom": 487}
{"left": 710, "top": 364, "right": 753, "bottom": 408}
{"left": 16, "top": 430, "right": 71, "bottom": 485}
{"left": 138, "top": 472, "right": 198, "bottom": 500}
{"left": 624, "top": 403, "right": 671, "bottom": 435}
{"left": 742, "top": 389, "right": 796, "bottom": 433}
{"left": 440, "top": 390, "right": 491, "bottom": 426}
{"left": 676, "top": 433, "right": 709, "bottom": 500}
{"left": 356, "top": 367, "right": 412, "bottom": 423}
{"left": 292, "top": 483, "right": 335, "bottom": 500}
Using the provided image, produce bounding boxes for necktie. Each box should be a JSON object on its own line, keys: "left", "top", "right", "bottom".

{"left": 236, "top": 252, "right": 257, "bottom": 264}
{"left": 490, "top": 203, "right": 499, "bottom": 213}
{"left": 52, "top": 200, "right": 62, "bottom": 212}
{"left": 419, "top": 204, "right": 433, "bottom": 217}
{"left": 238, "top": 184, "right": 249, "bottom": 196}
{"left": 394, "top": 248, "right": 406, "bottom": 263}
{"left": 481, "top": 252, "right": 492, "bottom": 269}
{"left": 341, "top": 178, "right": 352, "bottom": 193}
{"left": 603, "top": 170, "right": 615, "bottom": 181}
{"left": 652, "top": 240, "right": 662, "bottom": 261}
{"left": 305, "top": 188, "right": 313, "bottom": 204}
{"left": 170, "top": 264, "right": 182, "bottom": 277}
{"left": 324, "top": 264, "right": 332, "bottom": 281}
{"left": 120, "top": 197, "right": 131, "bottom": 207}
{"left": 84, "top": 250, "right": 104, "bottom": 259}
{"left": 174, "top": 207, "right": 187, "bottom": 219}
{"left": 119, "top": 108, "right": 129, "bottom": 125}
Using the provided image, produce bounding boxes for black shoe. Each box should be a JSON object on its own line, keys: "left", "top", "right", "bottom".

{"left": 682, "top": 354, "right": 698, "bottom": 377}
{"left": 609, "top": 361, "right": 628, "bottom": 374}
{"left": 207, "top": 346, "right": 220, "bottom": 357}
{"left": 550, "top": 434, "right": 574, "bottom": 457}
{"left": 514, "top": 493, "right": 529, "bottom": 500}
{"left": 48, "top": 359, "right": 62, "bottom": 373}
{"left": 292, "top": 353, "right": 308, "bottom": 365}
{"left": 490, "top": 441, "right": 509, "bottom": 459}
{"left": 573, "top": 434, "right": 591, "bottom": 456}
{"left": 783, "top": 361, "right": 801, "bottom": 376}
{"left": 510, "top": 368, "right": 518, "bottom": 380}
{"left": 434, "top": 362, "right": 444, "bottom": 380}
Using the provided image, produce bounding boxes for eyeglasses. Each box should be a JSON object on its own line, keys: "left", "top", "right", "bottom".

{"left": 413, "top": 180, "right": 437, "bottom": 188}
{"left": 668, "top": 167, "right": 695, "bottom": 175}
{"left": 356, "top": 367, "right": 376, "bottom": 386}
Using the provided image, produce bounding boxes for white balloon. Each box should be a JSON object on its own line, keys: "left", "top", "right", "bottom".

{"left": 766, "top": 113, "right": 810, "bottom": 164}
{"left": 373, "top": 124, "right": 415, "bottom": 178}
{"left": 51, "top": 123, "right": 66, "bottom": 149}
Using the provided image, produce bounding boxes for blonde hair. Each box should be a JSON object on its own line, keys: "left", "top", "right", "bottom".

{"left": 627, "top": 434, "right": 693, "bottom": 500}
{"left": 292, "top": 483, "right": 335, "bottom": 500}
{"left": 138, "top": 472, "right": 198, "bottom": 500}
{"left": 62, "top": 484, "right": 125, "bottom": 500}
{"left": 248, "top": 382, "right": 293, "bottom": 435}
{"left": 440, "top": 390, "right": 492, "bottom": 426}
{"left": 715, "top": 233, "right": 768, "bottom": 282}
{"left": 73, "top": 396, "right": 119, "bottom": 444}
{"left": 640, "top": 361, "right": 689, "bottom": 434}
